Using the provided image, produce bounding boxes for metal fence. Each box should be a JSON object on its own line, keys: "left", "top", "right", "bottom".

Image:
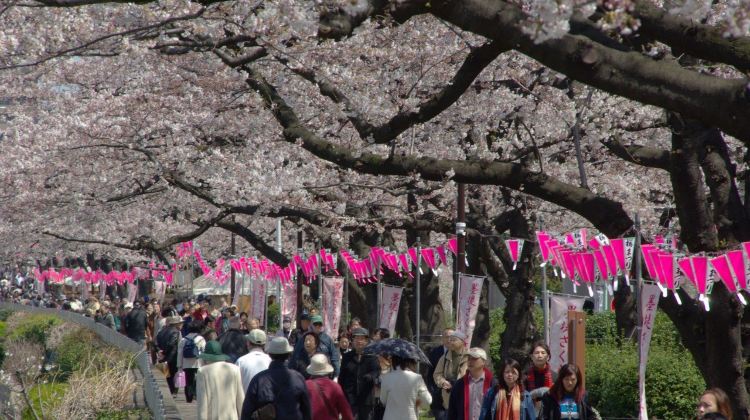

{"left": 0, "top": 303, "right": 166, "bottom": 420}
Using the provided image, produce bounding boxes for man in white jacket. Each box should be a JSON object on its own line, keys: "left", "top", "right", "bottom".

{"left": 236, "top": 329, "right": 272, "bottom": 391}
{"left": 196, "top": 340, "right": 244, "bottom": 420}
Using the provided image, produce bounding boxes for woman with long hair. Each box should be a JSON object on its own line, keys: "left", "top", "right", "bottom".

{"left": 697, "top": 388, "right": 733, "bottom": 420}
{"left": 379, "top": 355, "right": 432, "bottom": 420}
{"left": 539, "top": 363, "right": 595, "bottom": 420}
{"left": 479, "top": 358, "right": 536, "bottom": 420}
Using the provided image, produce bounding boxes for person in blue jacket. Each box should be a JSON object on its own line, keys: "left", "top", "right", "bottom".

{"left": 479, "top": 358, "right": 536, "bottom": 420}
{"left": 290, "top": 314, "right": 340, "bottom": 377}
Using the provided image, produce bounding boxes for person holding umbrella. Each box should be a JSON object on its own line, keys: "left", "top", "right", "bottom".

{"left": 364, "top": 338, "right": 432, "bottom": 420}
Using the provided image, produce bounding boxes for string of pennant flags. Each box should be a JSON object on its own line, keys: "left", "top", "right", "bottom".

{"left": 28, "top": 226, "right": 750, "bottom": 312}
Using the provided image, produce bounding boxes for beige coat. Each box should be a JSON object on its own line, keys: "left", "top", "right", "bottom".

{"left": 196, "top": 361, "right": 244, "bottom": 420}
{"left": 432, "top": 350, "right": 468, "bottom": 409}
{"left": 380, "top": 368, "right": 432, "bottom": 420}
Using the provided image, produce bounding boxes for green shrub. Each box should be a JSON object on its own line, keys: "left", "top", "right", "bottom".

{"left": 9, "top": 315, "right": 61, "bottom": 347}
{"left": 0, "top": 309, "right": 14, "bottom": 321}
{"left": 53, "top": 327, "right": 131, "bottom": 380}
{"left": 22, "top": 382, "right": 69, "bottom": 420}
{"left": 267, "top": 302, "right": 280, "bottom": 332}
{"left": 585, "top": 311, "right": 617, "bottom": 343}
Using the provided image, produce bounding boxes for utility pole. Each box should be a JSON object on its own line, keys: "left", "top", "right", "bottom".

{"left": 297, "top": 231, "right": 304, "bottom": 324}
{"left": 276, "top": 219, "right": 283, "bottom": 330}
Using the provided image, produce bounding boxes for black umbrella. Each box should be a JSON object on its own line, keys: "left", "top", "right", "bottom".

{"left": 364, "top": 338, "right": 431, "bottom": 366}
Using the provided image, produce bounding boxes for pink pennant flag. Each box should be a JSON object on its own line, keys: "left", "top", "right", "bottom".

{"left": 436, "top": 246, "right": 448, "bottom": 266}
{"left": 691, "top": 256, "right": 711, "bottom": 310}
{"left": 654, "top": 235, "right": 665, "bottom": 246}
{"left": 580, "top": 229, "right": 588, "bottom": 249}
{"left": 657, "top": 253, "right": 678, "bottom": 301}
{"left": 447, "top": 238, "right": 458, "bottom": 255}
{"left": 677, "top": 257, "right": 696, "bottom": 287}
{"left": 588, "top": 238, "right": 602, "bottom": 250}
{"left": 581, "top": 253, "right": 596, "bottom": 283}
{"left": 565, "top": 234, "right": 576, "bottom": 246}
{"left": 601, "top": 244, "right": 619, "bottom": 288}
{"left": 710, "top": 255, "right": 736, "bottom": 292}
{"left": 504, "top": 239, "right": 525, "bottom": 270}
{"left": 610, "top": 238, "right": 627, "bottom": 277}
{"left": 407, "top": 248, "right": 420, "bottom": 273}
{"left": 398, "top": 254, "right": 411, "bottom": 275}
{"left": 727, "top": 250, "right": 748, "bottom": 290}
{"left": 593, "top": 249, "right": 609, "bottom": 280}
{"left": 640, "top": 244, "right": 659, "bottom": 280}
{"left": 421, "top": 248, "right": 437, "bottom": 271}
{"left": 561, "top": 250, "right": 578, "bottom": 285}
{"left": 536, "top": 231, "right": 552, "bottom": 263}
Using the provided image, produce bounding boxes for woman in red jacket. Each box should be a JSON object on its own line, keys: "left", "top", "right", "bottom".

{"left": 305, "top": 353, "right": 354, "bottom": 420}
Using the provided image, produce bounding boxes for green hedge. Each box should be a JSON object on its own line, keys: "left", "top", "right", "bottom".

{"left": 9, "top": 314, "right": 61, "bottom": 347}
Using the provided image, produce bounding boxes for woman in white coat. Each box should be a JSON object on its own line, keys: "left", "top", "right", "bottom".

{"left": 379, "top": 355, "right": 432, "bottom": 420}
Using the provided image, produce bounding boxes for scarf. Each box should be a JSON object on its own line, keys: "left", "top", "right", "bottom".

{"left": 463, "top": 367, "right": 494, "bottom": 420}
{"left": 525, "top": 364, "right": 554, "bottom": 390}
{"left": 495, "top": 385, "right": 521, "bottom": 420}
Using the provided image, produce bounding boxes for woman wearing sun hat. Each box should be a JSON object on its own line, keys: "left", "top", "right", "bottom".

{"left": 195, "top": 340, "right": 244, "bottom": 420}
{"left": 305, "top": 353, "right": 353, "bottom": 420}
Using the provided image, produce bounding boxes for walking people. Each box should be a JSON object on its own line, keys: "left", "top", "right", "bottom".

{"left": 379, "top": 354, "right": 432, "bottom": 420}
{"left": 291, "top": 315, "right": 340, "bottom": 377}
{"left": 195, "top": 340, "right": 245, "bottom": 420}
{"left": 156, "top": 315, "right": 183, "bottom": 395}
{"left": 697, "top": 388, "right": 733, "bottom": 420}
{"left": 236, "top": 329, "right": 271, "bottom": 391}
{"left": 291, "top": 331, "right": 320, "bottom": 379}
{"left": 339, "top": 327, "right": 380, "bottom": 420}
{"left": 241, "top": 337, "right": 312, "bottom": 420}
{"left": 427, "top": 328, "right": 453, "bottom": 420}
{"left": 290, "top": 313, "right": 311, "bottom": 346}
{"left": 433, "top": 331, "right": 468, "bottom": 412}
{"left": 177, "top": 320, "right": 206, "bottom": 403}
{"left": 478, "top": 358, "right": 536, "bottom": 420}
{"left": 448, "top": 348, "right": 497, "bottom": 420}
{"left": 539, "top": 363, "right": 595, "bottom": 420}
{"left": 305, "top": 353, "right": 354, "bottom": 420}
{"left": 524, "top": 342, "right": 557, "bottom": 414}
{"left": 123, "top": 300, "right": 148, "bottom": 346}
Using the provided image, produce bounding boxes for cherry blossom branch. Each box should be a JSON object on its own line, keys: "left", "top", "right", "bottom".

{"left": 600, "top": 136, "right": 671, "bottom": 171}
{"left": 244, "top": 65, "right": 634, "bottom": 238}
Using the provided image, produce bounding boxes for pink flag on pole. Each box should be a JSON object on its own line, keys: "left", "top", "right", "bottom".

{"left": 610, "top": 238, "right": 627, "bottom": 279}
{"left": 602, "top": 245, "right": 619, "bottom": 278}
{"left": 678, "top": 257, "right": 696, "bottom": 287}
{"left": 593, "top": 249, "right": 609, "bottom": 280}
{"left": 323, "top": 276, "right": 344, "bottom": 338}
{"left": 504, "top": 239, "right": 525, "bottom": 270}
{"left": 549, "top": 295, "right": 586, "bottom": 373}
{"left": 638, "top": 283, "right": 661, "bottom": 420}
{"left": 536, "top": 231, "right": 552, "bottom": 263}
{"left": 710, "top": 255, "right": 737, "bottom": 292}
{"left": 251, "top": 276, "right": 266, "bottom": 325}
{"left": 456, "top": 274, "right": 485, "bottom": 347}
{"left": 436, "top": 246, "right": 448, "bottom": 266}
{"left": 727, "top": 250, "right": 748, "bottom": 290}
{"left": 447, "top": 238, "right": 458, "bottom": 255}
{"left": 378, "top": 285, "right": 403, "bottom": 334}
{"left": 691, "top": 256, "right": 711, "bottom": 310}
{"left": 640, "top": 244, "right": 659, "bottom": 280}
{"left": 421, "top": 248, "right": 437, "bottom": 271}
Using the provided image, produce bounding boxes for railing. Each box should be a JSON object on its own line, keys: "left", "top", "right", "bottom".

{"left": 0, "top": 303, "right": 167, "bottom": 420}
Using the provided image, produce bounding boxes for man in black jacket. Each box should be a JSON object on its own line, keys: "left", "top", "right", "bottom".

{"left": 123, "top": 300, "right": 148, "bottom": 346}
{"left": 339, "top": 328, "right": 380, "bottom": 420}
{"left": 428, "top": 328, "right": 453, "bottom": 420}
{"left": 156, "top": 315, "right": 183, "bottom": 395}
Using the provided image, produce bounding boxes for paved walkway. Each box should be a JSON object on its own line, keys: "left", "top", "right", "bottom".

{"left": 152, "top": 369, "right": 188, "bottom": 420}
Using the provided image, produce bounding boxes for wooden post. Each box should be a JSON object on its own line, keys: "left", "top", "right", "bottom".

{"left": 568, "top": 310, "right": 586, "bottom": 388}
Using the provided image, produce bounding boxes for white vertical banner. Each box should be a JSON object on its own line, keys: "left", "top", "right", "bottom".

{"left": 154, "top": 280, "right": 166, "bottom": 302}
{"left": 638, "top": 284, "right": 661, "bottom": 420}
{"left": 456, "top": 274, "right": 485, "bottom": 346}
{"left": 36, "top": 279, "right": 45, "bottom": 294}
{"left": 251, "top": 277, "right": 267, "bottom": 325}
{"left": 378, "top": 285, "right": 403, "bottom": 334}
{"left": 80, "top": 281, "right": 89, "bottom": 299}
{"left": 127, "top": 280, "right": 137, "bottom": 303}
{"left": 323, "top": 276, "right": 344, "bottom": 338}
{"left": 283, "top": 281, "right": 297, "bottom": 323}
{"left": 232, "top": 274, "right": 242, "bottom": 307}
{"left": 99, "top": 280, "right": 106, "bottom": 300}
{"left": 549, "top": 295, "right": 586, "bottom": 373}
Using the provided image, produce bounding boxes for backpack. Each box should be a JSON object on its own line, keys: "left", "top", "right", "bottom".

{"left": 183, "top": 335, "right": 200, "bottom": 359}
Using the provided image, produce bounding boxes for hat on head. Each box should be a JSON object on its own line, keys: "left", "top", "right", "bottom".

{"left": 167, "top": 315, "right": 184, "bottom": 325}
{"left": 351, "top": 327, "right": 369, "bottom": 337}
{"left": 300, "top": 313, "right": 311, "bottom": 321}
{"left": 199, "top": 340, "right": 230, "bottom": 362}
{"left": 247, "top": 329, "right": 267, "bottom": 346}
{"left": 467, "top": 347, "right": 488, "bottom": 361}
{"left": 123, "top": 301, "right": 133, "bottom": 310}
{"left": 282, "top": 316, "right": 291, "bottom": 323}
{"left": 311, "top": 315, "right": 323, "bottom": 324}
{"left": 306, "top": 353, "right": 334, "bottom": 377}
{"left": 266, "top": 337, "right": 294, "bottom": 355}
{"left": 450, "top": 331, "right": 467, "bottom": 342}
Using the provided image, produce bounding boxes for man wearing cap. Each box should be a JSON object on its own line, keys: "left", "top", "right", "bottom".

{"left": 447, "top": 348, "right": 496, "bottom": 420}
{"left": 277, "top": 316, "right": 293, "bottom": 340}
{"left": 428, "top": 328, "right": 454, "bottom": 420}
{"left": 196, "top": 340, "right": 244, "bottom": 420}
{"left": 289, "top": 313, "right": 311, "bottom": 347}
{"left": 236, "top": 329, "right": 271, "bottom": 391}
{"left": 433, "top": 331, "right": 468, "bottom": 412}
{"left": 339, "top": 327, "right": 380, "bottom": 420}
{"left": 156, "top": 315, "right": 184, "bottom": 395}
{"left": 291, "top": 314, "right": 340, "bottom": 378}
{"left": 241, "top": 337, "right": 312, "bottom": 420}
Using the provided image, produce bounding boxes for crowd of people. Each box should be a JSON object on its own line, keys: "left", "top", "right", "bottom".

{"left": 0, "top": 283, "right": 737, "bottom": 420}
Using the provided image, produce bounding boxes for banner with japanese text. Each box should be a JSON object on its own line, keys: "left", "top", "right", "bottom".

{"left": 638, "top": 284, "right": 661, "bottom": 420}
{"left": 549, "top": 295, "right": 586, "bottom": 373}
{"left": 80, "top": 281, "right": 89, "bottom": 300}
{"left": 232, "top": 274, "right": 243, "bottom": 307}
{"left": 99, "top": 279, "right": 106, "bottom": 300}
{"left": 378, "top": 285, "right": 403, "bottom": 334}
{"left": 154, "top": 280, "right": 166, "bottom": 302}
{"left": 283, "top": 280, "right": 298, "bottom": 324}
{"left": 323, "top": 276, "right": 344, "bottom": 338}
{"left": 456, "top": 274, "right": 485, "bottom": 347}
{"left": 127, "top": 280, "right": 137, "bottom": 303}
{"left": 251, "top": 276, "right": 266, "bottom": 325}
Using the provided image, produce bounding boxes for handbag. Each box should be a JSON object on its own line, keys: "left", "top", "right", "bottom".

{"left": 249, "top": 403, "right": 276, "bottom": 420}
{"left": 174, "top": 370, "right": 186, "bottom": 388}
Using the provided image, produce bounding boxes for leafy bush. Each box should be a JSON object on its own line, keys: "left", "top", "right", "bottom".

{"left": 53, "top": 327, "right": 131, "bottom": 380}
{"left": 9, "top": 315, "right": 61, "bottom": 347}
{"left": 0, "top": 309, "right": 14, "bottom": 321}
{"left": 267, "top": 302, "right": 280, "bottom": 332}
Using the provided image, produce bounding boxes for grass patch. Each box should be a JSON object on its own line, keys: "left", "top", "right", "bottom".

{"left": 22, "top": 382, "right": 69, "bottom": 420}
